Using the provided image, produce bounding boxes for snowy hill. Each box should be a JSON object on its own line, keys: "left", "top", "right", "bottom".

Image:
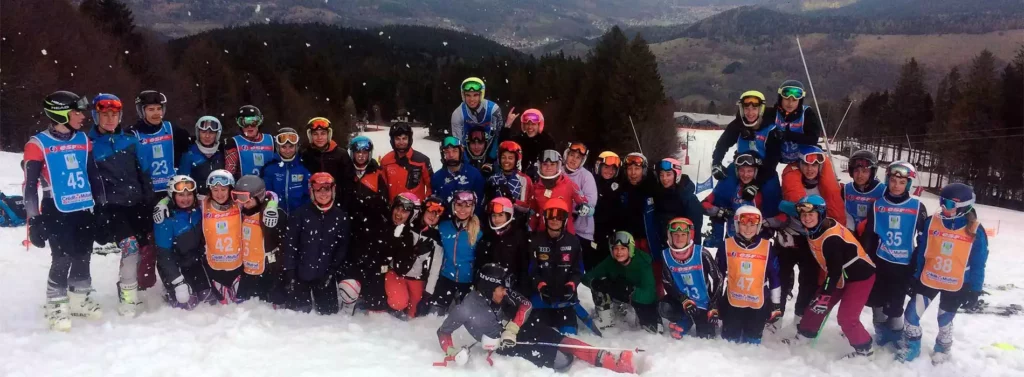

{"left": 1, "top": 128, "right": 1022, "bottom": 376}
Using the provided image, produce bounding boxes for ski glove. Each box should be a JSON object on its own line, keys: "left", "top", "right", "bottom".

{"left": 538, "top": 282, "right": 553, "bottom": 304}
{"left": 811, "top": 294, "right": 832, "bottom": 315}
{"left": 707, "top": 307, "right": 720, "bottom": 327}
{"left": 153, "top": 197, "right": 170, "bottom": 224}
{"left": 575, "top": 203, "right": 593, "bottom": 218}
{"left": 501, "top": 322, "right": 520, "bottom": 349}
{"left": 768, "top": 303, "right": 783, "bottom": 323}
{"left": 263, "top": 199, "right": 279, "bottom": 228}
{"left": 562, "top": 282, "right": 577, "bottom": 302}
{"left": 711, "top": 163, "right": 727, "bottom": 181}
{"left": 28, "top": 215, "right": 47, "bottom": 248}
{"left": 171, "top": 276, "right": 192, "bottom": 304}
{"left": 961, "top": 290, "right": 984, "bottom": 311}
{"left": 714, "top": 207, "right": 734, "bottom": 220}
{"left": 682, "top": 298, "right": 699, "bottom": 317}
{"left": 741, "top": 185, "right": 759, "bottom": 201}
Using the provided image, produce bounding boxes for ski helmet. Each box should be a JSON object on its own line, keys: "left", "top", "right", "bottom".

{"left": 738, "top": 90, "right": 766, "bottom": 127}
{"left": 393, "top": 192, "right": 422, "bottom": 224}
{"left": 624, "top": 152, "right": 648, "bottom": 178}
{"left": 734, "top": 151, "right": 763, "bottom": 169}
{"left": 543, "top": 198, "right": 570, "bottom": 222}
{"left": 349, "top": 135, "right": 374, "bottom": 160}
{"left": 939, "top": 183, "right": 975, "bottom": 219}
{"left": 666, "top": 217, "right": 695, "bottom": 251}
{"left": 91, "top": 93, "right": 123, "bottom": 124}
{"left": 848, "top": 150, "right": 879, "bottom": 179}
{"left": 498, "top": 140, "right": 523, "bottom": 171}
{"left": 310, "top": 172, "right": 336, "bottom": 209}
{"left": 521, "top": 109, "right": 545, "bottom": 134}
{"left": 799, "top": 145, "right": 826, "bottom": 184}
{"left": 795, "top": 195, "right": 828, "bottom": 233}
{"left": 475, "top": 263, "right": 514, "bottom": 297}
{"left": 657, "top": 158, "right": 684, "bottom": 184}
{"left": 236, "top": 105, "right": 263, "bottom": 128}
{"left": 273, "top": 127, "right": 300, "bottom": 161}
{"left": 594, "top": 151, "right": 622, "bottom": 177}
{"left": 460, "top": 77, "right": 486, "bottom": 99}
{"left": 885, "top": 161, "right": 917, "bottom": 197}
{"left": 466, "top": 125, "right": 490, "bottom": 158}
{"left": 167, "top": 175, "right": 198, "bottom": 200}
{"left": 733, "top": 205, "right": 763, "bottom": 240}
{"left": 134, "top": 90, "right": 167, "bottom": 119}
{"left": 233, "top": 175, "right": 267, "bottom": 203}
{"left": 538, "top": 149, "right": 563, "bottom": 180}
{"left": 451, "top": 190, "right": 478, "bottom": 215}
{"left": 389, "top": 122, "right": 414, "bottom": 151}
{"left": 43, "top": 91, "right": 89, "bottom": 125}
{"left": 206, "top": 169, "right": 235, "bottom": 188}
{"left": 307, "top": 117, "right": 333, "bottom": 142}
{"left": 562, "top": 142, "right": 589, "bottom": 173}
{"left": 488, "top": 197, "right": 515, "bottom": 230}
{"left": 440, "top": 136, "right": 464, "bottom": 167}
{"left": 608, "top": 231, "right": 636, "bottom": 258}
{"left": 195, "top": 116, "right": 223, "bottom": 147}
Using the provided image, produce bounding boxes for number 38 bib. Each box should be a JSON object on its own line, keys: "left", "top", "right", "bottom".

{"left": 920, "top": 215, "right": 975, "bottom": 292}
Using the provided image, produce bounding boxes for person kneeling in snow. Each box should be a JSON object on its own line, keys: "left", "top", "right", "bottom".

{"left": 659, "top": 218, "right": 724, "bottom": 339}
{"left": 437, "top": 263, "right": 635, "bottom": 373}
{"left": 233, "top": 175, "right": 288, "bottom": 306}
{"left": 155, "top": 176, "right": 217, "bottom": 310}
{"left": 582, "top": 231, "right": 659, "bottom": 334}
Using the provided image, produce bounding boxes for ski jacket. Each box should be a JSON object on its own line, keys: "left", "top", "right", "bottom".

{"left": 154, "top": 205, "right": 205, "bottom": 282}
{"left": 858, "top": 195, "right": 928, "bottom": 266}
{"left": 485, "top": 170, "right": 534, "bottom": 210}
{"left": 806, "top": 218, "right": 875, "bottom": 295}
{"left": 617, "top": 176, "right": 659, "bottom": 251}
{"left": 261, "top": 156, "right": 312, "bottom": 213}
{"left": 530, "top": 174, "right": 587, "bottom": 234}
{"left": 912, "top": 214, "right": 989, "bottom": 292}
{"left": 475, "top": 220, "right": 532, "bottom": 291}
{"left": 224, "top": 133, "right": 275, "bottom": 178}
{"left": 763, "top": 106, "right": 822, "bottom": 164}
{"left": 712, "top": 116, "right": 783, "bottom": 187}
{"left": 564, "top": 166, "right": 599, "bottom": 241}
{"left": 88, "top": 126, "right": 151, "bottom": 207}
{"left": 841, "top": 180, "right": 886, "bottom": 231}
{"left": 715, "top": 234, "right": 783, "bottom": 308}
{"left": 652, "top": 176, "right": 705, "bottom": 251}
{"left": 781, "top": 162, "right": 846, "bottom": 221}
{"left": 179, "top": 143, "right": 226, "bottom": 197}
{"left": 438, "top": 218, "right": 483, "bottom": 283}
{"left": 417, "top": 225, "right": 445, "bottom": 294}
{"left": 240, "top": 201, "right": 288, "bottom": 277}
{"left": 130, "top": 119, "right": 191, "bottom": 194}
{"left": 500, "top": 127, "right": 555, "bottom": 179}
{"left": 661, "top": 245, "right": 724, "bottom": 310}
{"left": 431, "top": 163, "right": 486, "bottom": 214}
{"left": 528, "top": 231, "right": 583, "bottom": 299}
{"left": 702, "top": 172, "right": 783, "bottom": 245}
{"left": 380, "top": 148, "right": 433, "bottom": 201}
{"left": 451, "top": 100, "right": 504, "bottom": 160}
{"left": 386, "top": 223, "right": 422, "bottom": 277}
{"left": 594, "top": 175, "right": 625, "bottom": 249}
{"left": 300, "top": 141, "right": 355, "bottom": 209}
{"left": 437, "top": 289, "right": 532, "bottom": 349}
{"left": 283, "top": 202, "right": 351, "bottom": 281}
{"left": 582, "top": 250, "right": 657, "bottom": 305}
{"left": 22, "top": 129, "right": 97, "bottom": 218}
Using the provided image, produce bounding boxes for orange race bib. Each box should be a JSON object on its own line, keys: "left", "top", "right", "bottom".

{"left": 807, "top": 223, "right": 874, "bottom": 289}
{"left": 202, "top": 200, "right": 242, "bottom": 271}
{"left": 920, "top": 216, "right": 975, "bottom": 292}
{"left": 241, "top": 213, "right": 267, "bottom": 275}
{"left": 724, "top": 238, "right": 770, "bottom": 309}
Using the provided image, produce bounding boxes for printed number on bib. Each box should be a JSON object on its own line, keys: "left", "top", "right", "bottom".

{"left": 66, "top": 171, "right": 86, "bottom": 189}
{"left": 151, "top": 160, "right": 170, "bottom": 176}
{"left": 735, "top": 277, "right": 755, "bottom": 290}
{"left": 885, "top": 231, "right": 903, "bottom": 247}
{"left": 216, "top": 237, "right": 234, "bottom": 253}
{"left": 685, "top": 287, "right": 701, "bottom": 300}
{"left": 932, "top": 257, "right": 954, "bottom": 273}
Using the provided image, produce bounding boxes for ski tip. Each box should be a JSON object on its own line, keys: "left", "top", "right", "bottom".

{"left": 991, "top": 342, "right": 1018, "bottom": 351}
{"left": 431, "top": 361, "right": 448, "bottom": 367}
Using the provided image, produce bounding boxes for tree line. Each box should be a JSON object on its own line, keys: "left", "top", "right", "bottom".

{"left": 0, "top": 0, "right": 678, "bottom": 163}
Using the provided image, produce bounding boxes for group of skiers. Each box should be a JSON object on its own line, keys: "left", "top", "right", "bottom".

{"left": 22, "top": 77, "right": 988, "bottom": 372}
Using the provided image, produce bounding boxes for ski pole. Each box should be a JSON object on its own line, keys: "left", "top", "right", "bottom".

{"left": 517, "top": 341, "right": 646, "bottom": 353}
{"left": 795, "top": 37, "right": 838, "bottom": 177}
{"left": 628, "top": 116, "right": 644, "bottom": 155}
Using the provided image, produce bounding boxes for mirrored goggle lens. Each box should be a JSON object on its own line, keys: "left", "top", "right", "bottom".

{"left": 737, "top": 213, "right": 762, "bottom": 225}
{"left": 95, "top": 99, "right": 123, "bottom": 113}
{"left": 240, "top": 116, "right": 262, "bottom": 127}
{"left": 541, "top": 151, "right": 561, "bottom": 163}
{"left": 658, "top": 160, "right": 679, "bottom": 171}
{"left": 461, "top": 81, "right": 484, "bottom": 92}
{"left": 940, "top": 197, "right": 973, "bottom": 210}
{"left": 802, "top": 153, "right": 825, "bottom": 165}
{"left": 600, "top": 156, "right": 621, "bottom": 167}
{"left": 740, "top": 100, "right": 762, "bottom": 108}
{"left": 888, "top": 165, "right": 915, "bottom": 179}
{"left": 197, "top": 120, "right": 221, "bottom": 132}
{"left": 309, "top": 118, "right": 331, "bottom": 130}
{"left": 625, "top": 156, "right": 645, "bottom": 166}
{"left": 231, "top": 191, "right": 251, "bottom": 203}
{"left": 522, "top": 113, "right": 542, "bottom": 124}
{"left": 609, "top": 233, "right": 631, "bottom": 247}
{"left": 426, "top": 202, "right": 445, "bottom": 214}
{"left": 275, "top": 132, "right": 300, "bottom": 145}
{"left": 490, "top": 202, "right": 509, "bottom": 214}
{"left": 442, "top": 137, "right": 461, "bottom": 149}
{"left": 795, "top": 203, "right": 817, "bottom": 213}
{"left": 171, "top": 180, "right": 196, "bottom": 193}
{"left": 208, "top": 176, "right": 233, "bottom": 187}
{"left": 568, "top": 143, "right": 587, "bottom": 155}
{"left": 544, "top": 208, "right": 568, "bottom": 220}
{"left": 668, "top": 221, "right": 692, "bottom": 233}
{"left": 779, "top": 86, "right": 805, "bottom": 99}
{"left": 735, "top": 155, "right": 760, "bottom": 166}
{"left": 454, "top": 192, "right": 475, "bottom": 203}
{"left": 499, "top": 142, "right": 521, "bottom": 153}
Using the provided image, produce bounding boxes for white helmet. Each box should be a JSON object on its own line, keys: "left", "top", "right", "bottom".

{"left": 733, "top": 205, "right": 763, "bottom": 238}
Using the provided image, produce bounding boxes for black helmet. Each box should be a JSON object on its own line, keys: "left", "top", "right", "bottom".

{"left": 234, "top": 175, "right": 267, "bottom": 201}
{"left": 43, "top": 91, "right": 89, "bottom": 124}
{"left": 389, "top": 123, "right": 414, "bottom": 151}
{"left": 848, "top": 150, "right": 879, "bottom": 179}
{"left": 236, "top": 105, "right": 264, "bottom": 128}
{"left": 476, "top": 263, "right": 514, "bottom": 296}
{"left": 135, "top": 90, "right": 167, "bottom": 119}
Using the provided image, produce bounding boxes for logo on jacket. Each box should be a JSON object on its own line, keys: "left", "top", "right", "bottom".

{"left": 539, "top": 253, "right": 549, "bottom": 261}
{"left": 562, "top": 254, "right": 571, "bottom": 262}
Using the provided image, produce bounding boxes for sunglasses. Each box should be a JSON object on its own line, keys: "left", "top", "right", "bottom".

{"left": 599, "top": 156, "right": 621, "bottom": 167}
{"left": 275, "top": 132, "right": 300, "bottom": 145}
{"left": 735, "top": 154, "right": 761, "bottom": 167}
{"left": 522, "top": 113, "right": 542, "bottom": 124}
{"left": 795, "top": 202, "right": 819, "bottom": 214}
{"left": 231, "top": 190, "right": 252, "bottom": 203}
{"left": 737, "top": 213, "right": 762, "bottom": 226}
{"left": 171, "top": 180, "right": 197, "bottom": 193}
{"left": 240, "top": 115, "right": 263, "bottom": 128}
{"left": 461, "top": 81, "right": 484, "bottom": 92}
{"left": 95, "top": 99, "right": 123, "bottom": 113}
{"left": 801, "top": 152, "right": 825, "bottom": 165}
{"left": 624, "top": 155, "right": 645, "bottom": 166}
{"left": 309, "top": 118, "right": 331, "bottom": 130}
{"left": 779, "top": 86, "right": 806, "bottom": 100}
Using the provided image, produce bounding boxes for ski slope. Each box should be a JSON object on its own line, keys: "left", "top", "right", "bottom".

{"left": 0, "top": 127, "right": 1022, "bottom": 377}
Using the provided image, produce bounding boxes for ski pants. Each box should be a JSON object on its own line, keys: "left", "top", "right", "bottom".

{"left": 721, "top": 301, "right": 770, "bottom": 344}
{"left": 207, "top": 267, "right": 242, "bottom": 304}
{"left": 867, "top": 259, "right": 912, "bottom": 330}
{"left": 42, "top": 200, "right": 95, "bottom": 299}
{"left": 533, "top": 304, "right": 578, "bottom": 335}
{"left": 93, "top": 204, "right": 147, "bottom": 289}
{"left": 589, "top": 278, "right": 660, "bottom": 332}
{"left": 289, "top": 276, "right": 339, "bottom": 315}
{"left": 659, "top": 297, "right": 716, "bottom": 338}
{"left": 496, "top": 314, "right": 569, "bottom": 369}
{"left": 777, "top": 235, "right": 819, "bottom": 317}
{"left": 238, "top": 271, "right": 287, "bottom": 306}
{"left": 426, "top": 276, "right": 472, "bottom": 315}
{"left": 158, "top": 253, "right": 213, "bottom": 304}
{"left": 384, "top": 271, "right": 426, "bottom": 317}
{"left": 903, "top": 281, "right": 968, "bottom": 348}
{"left": 799, "top": 275, "right": 875, "bottom": 348}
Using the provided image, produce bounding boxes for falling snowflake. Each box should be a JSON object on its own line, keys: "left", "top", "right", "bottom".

{"left": 265, "top": 18, "right": 270, "bottom": 22}
{"left": 363, "top": 82, "right": 366, "bottom": 86}
{"left": 124, "top": 50, "right": 129, "bottom": 54}
{"left": 255, "top": 4, "right": 261, "bottom": 13}
{"left": 188, "top": 11, "right": 191, "bottom": 16}
{"left": 406, "top": 63, "right": 410, "bottom": 68}
{"left": 326, "top": 98, "right": 330, "bottom": 102}
{"left": 306, "top": 43, "right": 311, "bottom": 47}
{"left": 40, "top": 49, "right": 47, "bottom": 56}
{"left": 263, "top": 42, "right": 267, "bottom": 46}
{"left": 443, "top": 41, "right": 448, "bottom": 46}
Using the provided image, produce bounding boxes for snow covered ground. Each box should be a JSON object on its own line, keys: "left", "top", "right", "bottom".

{"left": 1, "top": 127, "right": 1022, "bottom": 376}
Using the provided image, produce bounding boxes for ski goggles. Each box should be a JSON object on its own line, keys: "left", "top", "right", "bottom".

{"left": 490, "top": 201, "right": 512, "bottom": 214}
{"left": 740, "top": 98, "right": 763, "bottom": 108}
{"left": 849, "top": 158, "right": 874, "bottom": 169}
{"left": 668, "top": 220, "right": 693, "bottom": 233}
{"left": 541, "top": 150, "right": 562, "bottom": 163}
{"left": 425, "top": 201, "right": 445, "bottom": 214}
{"left": 453, "top": 191, "right": 476, "bottom": 205}
{"left": 94, "top": 99, "right": 123, "bottom": 113}
{"left": 609, "top": 232, "right": 632, "bottom": 248}
{"left": 795, "top": 202, "right": 821, "bottom": 214}
{"left": 522, "top": 112, "right": 542, "bottom": 124}
{"left": 658, "top": 160, "right": 681, "bottom": 172}
{"left": 801, "top": 152, "right": 826, "bottom": 165}
{"left": 239, "top": 115, "right": 263, "bottom": 128}
{"left": 737, "top": 213, "right": 762, "bottom": 226}
{"left": 196, "top": 119, "right": 222, "bottom": 132}
{"left": 170, "top": 180, "right": 197, "bottom": 193}
{"left": 308, "top": 117, "right": 331, "bottom": 130}
{"left": 461, "top": 80, "right": 484, "bottom": 92}
{"left": 543, "top": 207, "right": 569, "bottom": 220}
{"left": 350, "top": 138, "right": 371, "bottom": 151}
{"left": 275, "top": 132, "right": 300, "bottom": 145}
{"left": 468, "top": 132, "right": 488, "bottom": 143}
{"left": 940, "top": 196, "right": 975, "bottom": 211}
{"left": 887, "top": 164, "right": 916, "bottom": 179}
{"left": 735, "top": 154, "right": 761, "bottom": 167}
{"left": 624, "top": 155, "right": 646, "bottom": 167}
{"left": 441, "top": 136, "right": 461, "bottom": 149}
{"left": 312, "top": 185, "right": 334, "bottom": 193}
{"left": 310, "top": 175, "right": 335, "bottom": 191}
{"left": 567, "top": 143, "right": 588, "bottom": 156}
{"left": 230, "top": 190, "right": 252, "bottom": 204}
{"left": 599, "top": 155, "right": 621, "bottom": 168}
{"left": 208, "top": 175, "right": 234, "bottom": 187}
{"left": 778, "top": 86, "right": 806, "bottom": 100}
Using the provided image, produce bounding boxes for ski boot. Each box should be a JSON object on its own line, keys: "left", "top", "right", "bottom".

{"left": 896, "top": 337, "right": 922, "bottom": 362}
{"left": 117, "top": 283, "right": 140, "bottom": 317}
{"left": 874, "top": 323, "right": 897, "bottom": 346}
{"left": 668, "top": 321, "right": 689, "bottom": 340}
{"left": 843, "top": 343, "right": 874, "bottom": 358}
{"left": 931, "top": 341, "right": 952, "bottom": 365}
{"left": 781, "top": 331, "right": 814, "bottom": 346}
{"left": 68, "top": 290, "right": 103, "bottom": 319}
{"left": 44, "top": 298, "right": 72, "bottom": 332}
{"left": 597, "top": 350, "right": 636, "bottom": 374}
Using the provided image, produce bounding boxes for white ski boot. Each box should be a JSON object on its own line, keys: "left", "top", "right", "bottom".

{"left": 44, "top": 298, "right": 72, "bottom": 332}
{"left": 117, "top": 283, "right": 140, "bottom": 317}
{"left": 93, "top": 241, "right": 120, "bottom": 255}
{"left": 68, "top": 290, "right": 103, "bottom": 319}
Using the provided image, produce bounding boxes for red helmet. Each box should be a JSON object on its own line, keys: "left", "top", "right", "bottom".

{"left": 543, "top": 198, "right": 570, "bottom": 221}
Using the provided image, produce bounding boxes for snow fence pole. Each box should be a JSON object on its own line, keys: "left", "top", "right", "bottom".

{"left": 795, "top": 37, "right": 838, "bottom": 177}
{"left": 517, "top": 341, "right": 646, "bottom": 353}
{"left": 628, "top": 116, "right": 644, "bottom": 156}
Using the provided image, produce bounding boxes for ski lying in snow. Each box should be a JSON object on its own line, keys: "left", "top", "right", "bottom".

{"left": 960, "top": 303, "right": 1022, "bottom": 317}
